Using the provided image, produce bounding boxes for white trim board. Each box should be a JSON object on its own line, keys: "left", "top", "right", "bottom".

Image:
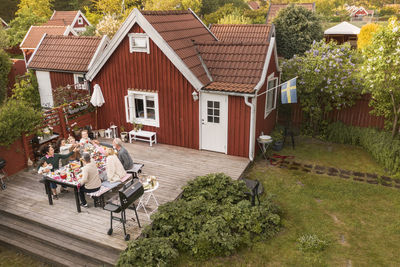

{"left": 86, "top": 8, "right": 204, "bottom": 91}
{"left": 71, "top": 10, "right": 92, "bottom": 28}
{"left": 87, "top": 35, "right": 110, "bottom": 70}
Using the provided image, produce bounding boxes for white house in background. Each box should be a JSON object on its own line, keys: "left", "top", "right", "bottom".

{"left": 324, "top": 21, "right": 361, "bottom": 48}
{"left": 43, "top": 10, "right": 91, "bottom": 33}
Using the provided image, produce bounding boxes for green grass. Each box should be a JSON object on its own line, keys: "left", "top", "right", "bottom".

{"left": 178, "top": 137, "right": 400, "bottom": 266}
{"left": 0, "top": 245, "right": 49, "bottom": 267}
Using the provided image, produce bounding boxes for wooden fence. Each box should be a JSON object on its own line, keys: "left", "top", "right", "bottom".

{"left": 287, "top": 94, "right": 385, "bottom": 129}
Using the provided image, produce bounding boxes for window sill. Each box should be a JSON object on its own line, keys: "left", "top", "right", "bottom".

{"left": 133, "top": 118, "right": 159, "bottom": 128}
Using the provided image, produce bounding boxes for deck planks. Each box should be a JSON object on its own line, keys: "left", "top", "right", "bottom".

{"left": 0, "top": 141, "right": 249, "bottom": 250}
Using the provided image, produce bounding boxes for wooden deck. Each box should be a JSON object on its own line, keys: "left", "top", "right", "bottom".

{"left": 0, "top": 140, "right": 249, "bottom": 253}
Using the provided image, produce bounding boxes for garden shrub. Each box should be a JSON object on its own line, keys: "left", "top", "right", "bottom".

{"left": 325, "top": 122, "right": 400, "bottom": 175}
{"left": 0, "top": 49, "right": 12, "bottom": 104}
{"left": 297, "top": 234, "right": 328, "bottom": 253}
{"left": 117, "top": 237, "right": 178, "bottom": 267}
{"left": 119, "top": 173, "right": 281, "bottom": 265}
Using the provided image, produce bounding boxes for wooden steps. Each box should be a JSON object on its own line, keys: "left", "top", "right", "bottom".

{"left": 0, "top": 210, "right": 120, "bottom": 267}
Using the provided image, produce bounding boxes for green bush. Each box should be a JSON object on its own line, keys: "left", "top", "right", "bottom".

{"left": 0, "top": 49, "right": 12, "bottom": 104}
{"left": 325, "top": 122, "right": 400, "bottom": 175}
{"left": 297, "top": 234, "right": 328, "bottom": 253}
{"left": 0, "top": 99, "right": 42, "bottom": 146}
{"left": 120, "top": 173, "right": 281, "bottom": 264}
{"left": 11, "top": 71, "right": 41, "bottom": 110}
{"left": 117, "top": 237, "right": 178, "bottom": 267}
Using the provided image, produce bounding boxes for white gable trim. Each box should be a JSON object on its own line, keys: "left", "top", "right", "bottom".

{"left": 20, "top": 25, "right": 34, "bottom": 48}
{"left": 27, "top": 33, "right": 47, "bottom": 68}
{"left": 254, "top": 26, "right": 280, "bottom": 92}
{"left": 86, "top": 8, "right": 204, "bottom": 91}
{"left": 87, "top": 35, "right": 110, "bottom": 70}
{"left": 71, "top": 10, "right": 92, "bottom": 27}
{"left": 0, "top": 17, "right": 8, "bottom": 27}
{"left": 64, "top": 25, "right": 78, "bottom": 36}
{"left": 50, "top": 10, "right": 56, "bottom": 20}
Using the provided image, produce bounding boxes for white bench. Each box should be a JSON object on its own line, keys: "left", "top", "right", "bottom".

{"left": 129, "top": 130, "right": 157, "bottom": 146}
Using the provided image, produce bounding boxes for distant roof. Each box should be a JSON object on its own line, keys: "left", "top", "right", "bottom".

{"left": 42, "top": 19, "right": 69, "bottom": 26}
{"left": 248, "top": 1, "right": 260, "bottom": 10}
{"left": 20, "top": 26, "right": 73, "bottom": 49}
{"left": 324, "top": 21, "right": 360, "bottom": 35}
{"left": 266, "top": 3, "right": 315, "bottom": 23}
{"left": 197, "top": 42, "right": 269, "bottom": 93}
{"left": 0, "top": 17, "right": 8, "bottom": 27}
{"left": 50, "top": 11, "right": 79, "bottom": 25}
{"left": 210, "top": 24, "right": 271, "bottom": 44}
{"left": 142, "top": 10, "right": 217, "bottom": 85}
{"left": 28, "top": 36, "right": 103, "bottom": 72}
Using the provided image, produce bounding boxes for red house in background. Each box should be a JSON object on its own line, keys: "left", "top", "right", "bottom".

{"left": 44, "top": 10, "right": 91, "bottom": 33}
{"left": 86, "top": 9, "right": 280, "bottom": 160}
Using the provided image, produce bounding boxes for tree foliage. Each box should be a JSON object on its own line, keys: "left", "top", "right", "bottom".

{"left": 282, "top": 41, "right": 361, "bottom": 136}
{"left": 144, "top": 0, "right": 202, "bottom": 14}
{"left": 0, "top": 99, "right": 42, "bottom": 146}
{"left": 218, "top": 13, "right": 251, "bottom": 24}
{"left": 0, "top": 26, "right": 10, "bottom": 50}
{"left": 361, "top": 18, "right": 400, "bottom": 138}
{"left": 274, "top": 4, "right": 323, "bottom": 59}
{"left": 7, "top": 8, "right": 47, "bottom": 47}
{"left": 357, "top": 23, "right": 381, "bottom": 50}
{"left": 16, "top": 0, "right": 53, "bottom": 19}
{"left": 95, "top": 14, "right": 122, "bottom": 38}
{"left": 11, "top": 71, "right": 41, "bottom": 110}
{"left": 0, "top": 50, "right": 12, "bottom": 104}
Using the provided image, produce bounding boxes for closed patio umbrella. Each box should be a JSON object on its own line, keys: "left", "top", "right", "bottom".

{"left": 90, "top": 84, "right": 105, "bottom": 130}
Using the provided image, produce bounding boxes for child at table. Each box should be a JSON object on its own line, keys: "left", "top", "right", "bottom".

{"left": 37, "top": 159, "right": 52, "bottom": 175}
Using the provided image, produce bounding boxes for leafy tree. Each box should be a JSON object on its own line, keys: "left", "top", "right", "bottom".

{"left": 11, "top": 71, "right": 41, "bottom": 110}
{"left": 79, "top": 25, "right": 96, "bottom": 36}
{"left": 361, "top": 18, "right": 400, "bottom": 138}
{"left": 218, "top": 13, "right": 251, "bottom": 24}
{"left": 357, "top": 23, "right": 380, "bottom": 50}
{"left": 243, "top": 8, "right": 269, "bottom": 24}
{"left": 0, "top": 26, "right": 10, "bottom": 50}
{"left": 315, "top": 0, "right": 336, "bottom": 16}
{"left": 0, "top": 0, "right": 18, "bottom": 22}
{"left": 282, "top": 41, "right": 361, "bottom": 136}
{"left": 200, "top": 0, "right": 249, "bottom": 16}
{"left": 379, "top": 6, "right": 398, "bottom": 17}
{"left": 95, "top": 14, "right": 122, "bottom": 38}
{"left": 0, "top": 99, "right": 42, "bottom": 146}
{"left": 16, "top": 0, "right": 53, "bottom": 19}
{"left": 203, "top": 3, "right": 246, "bottom": 25}
{"left": 274, "top": 4, "right": 323, "bottom": 59}
{"left": 0, "top": 49, "right": 12, "bottom": 104}
{"left": 7, "top": 8, "right": 47, "bottom": 47}
{"left": 143, "top": 0, "right": 202, "bottom": 13}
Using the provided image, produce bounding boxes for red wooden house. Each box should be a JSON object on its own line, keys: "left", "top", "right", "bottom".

{"left": 86, "top": 9, "right": 280, "bottom": 160}
{"left": 27, "top": 35, "right": 109, "bottom": 107}
{"left": 44, "top": 10, "right": 91, "bottom": 33}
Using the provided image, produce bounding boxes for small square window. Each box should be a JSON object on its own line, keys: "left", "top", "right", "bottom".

{"left": 77, "top": 17, "right": 83, "bottom": 25}
{"left": 129, "top": 33, "right": 150, "bottom": 54}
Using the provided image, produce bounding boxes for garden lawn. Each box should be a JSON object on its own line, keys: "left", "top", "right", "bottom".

{"left": 0, "top": 245, "right": 49, "bottom": 267}
{"left": 178, "top": 137, "right": 400, "bottom": 266}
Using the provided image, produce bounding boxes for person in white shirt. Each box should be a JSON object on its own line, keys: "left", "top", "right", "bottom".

{"left": 105, "top": 147, "right": 127, "bottom": 183}
{"left": 78, "top": 153, "right": 101, "bottom": 207}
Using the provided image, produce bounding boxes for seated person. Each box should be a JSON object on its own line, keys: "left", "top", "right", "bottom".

{"left": 67, "top": 135, "right": 80, "bottom": 161}
{"left": 37, "top": 159, "right": 52, "bottom": 175}
{"left": 101, "top": 138, "right": 133, "bottom": 170}
{"left": 105, "top": 147, "right": 127, "bottom": 183}
{"left": 78, "top": 153, "right": 101, "bottom": 208}
{"left": 56, "top": 138, "right": 72, "bottom": 166}
{"left": 79, "top": 130, "right": 94, "bottom": 151}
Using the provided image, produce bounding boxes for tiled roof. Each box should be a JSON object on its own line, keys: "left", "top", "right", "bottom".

{"left": 210, "top": 24, "right": 271, "bottom": 44}
{"left": 28, "top": 36, "right": 102, "bottom": 72}
{"left": 267, "top": 3, "right": 315, "bottom": 23}
{"left": 197, "top": 42, "right": 269, "bottom": 93}
{"left": 248, "top": 1, "right": 260, "bottom": 10}
{"left": 42, "top": 19, "right": 69, "bottom": 26}
{"left": 20, "top": 26, "right": 69, "bottom": 49}
{"left": 50, "top": 11, "right": 79, "bottom": 25}
{"left": 142, "top": 10, "right": 216, "bottom": 85}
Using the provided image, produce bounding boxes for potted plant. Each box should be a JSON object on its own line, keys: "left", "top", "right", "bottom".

{"left": 120, "top": 125, "right": 128, "bottom": 142}
{"left": 137, "top": 123, "right": 143, "bottom": 131}
{"left": 271, "top": 126, "right": 284, "bottom": 151}
{"left": 98, "top": 129, "right": 105, "bottom": 137}
{"left": 73, "top": 125, "right": 81, "bottom": 137}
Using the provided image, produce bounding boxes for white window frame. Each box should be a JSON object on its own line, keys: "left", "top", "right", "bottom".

{"left": 128, "top": 33, "right": 150, "bottom": 54}
{"left": 77, "top": 17, "right": 83, "bottom": 25}
{"left": 125, "top": 90, "right": 159, "bottom": 127}
{"left": 73, "top": 73, "right": 87, "bottom": 90}
{"left": 264, "top": 73, "right": 278, "bottom": 118}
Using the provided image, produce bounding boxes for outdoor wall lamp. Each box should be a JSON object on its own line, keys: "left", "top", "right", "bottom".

{"left": 192, "top": 91, "right": 199, "bottom": 101}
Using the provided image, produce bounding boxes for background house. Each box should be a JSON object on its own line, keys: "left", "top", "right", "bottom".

{"left": 20, "top": 26, "right": 77, "bottom": 64}
{"left": 27, "top": 35, "right": 109, "bottom": 107}
{"left": 266, "top": 2, "right": 315, "bottom": 23}
{"left": 324, "top": 21, "right": 360, "bottom": 48}
{"left": 86, "top": 9, "right": 280, "bottom": 160}
{"left": 43, "top": 10, "right": 91, "bottom": 33}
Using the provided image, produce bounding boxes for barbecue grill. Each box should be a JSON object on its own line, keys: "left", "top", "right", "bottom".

{"left": 0, "top": 158, "right": 6, "bottom": 190}
{"left": 104, "top": 180, "right": 144, "bottom": 241}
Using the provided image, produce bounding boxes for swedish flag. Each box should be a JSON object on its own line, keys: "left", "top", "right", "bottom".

{"left": 281, "top": 77, "right": 297, "bottom": 104}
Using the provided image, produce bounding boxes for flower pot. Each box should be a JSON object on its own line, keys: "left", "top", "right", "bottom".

{"left": 272, "top": 140, "right": 284, "bottom": 151}
{"left": 120, "top": 132, "right": 128, "bottom": 142}
{"left": 98, "top": 129, "right": 105, "bottom": 137}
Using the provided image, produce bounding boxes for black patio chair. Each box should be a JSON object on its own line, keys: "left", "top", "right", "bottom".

{"left": 104, "top": 180, "right": 144, "bottom": 241}
{"left": 243, "top": 178, "right": 263, "bottom": 206}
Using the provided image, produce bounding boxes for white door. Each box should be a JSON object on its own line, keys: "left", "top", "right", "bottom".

{"left": 201, "top": 93, "right": 228, "bottom": 153}
{"left": 36, "top": 71, "right": 53, "bottom": 108}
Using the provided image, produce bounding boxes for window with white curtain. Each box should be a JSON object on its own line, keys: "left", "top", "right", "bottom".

{"left": 125, "top": 90, "right": 159, "bottom": 127}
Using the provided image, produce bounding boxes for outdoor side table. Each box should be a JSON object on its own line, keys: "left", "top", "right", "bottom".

{"left": 257, "top": 135, "right": 273, "bottom": 160}
{"left": 110, "top": 125, "right": 118, "bottom": 138}
{"left": 136, "top": 181, "right": 159, "bottom": 219}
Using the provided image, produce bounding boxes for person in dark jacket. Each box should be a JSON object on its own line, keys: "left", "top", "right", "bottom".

{"left": 38, "top": 144, "right": 77, "bottom": 199}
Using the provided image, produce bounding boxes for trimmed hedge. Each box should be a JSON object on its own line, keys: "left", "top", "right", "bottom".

{"left": 117, "top": 173, "right": 281, "bottom": 266}
{"left": 325, "top": 122, "right": 400, "bottom": 175}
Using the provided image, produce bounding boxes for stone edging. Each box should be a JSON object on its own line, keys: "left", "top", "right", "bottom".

{"left": 270, "top": 158, "right": 400, "bottom": 189}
